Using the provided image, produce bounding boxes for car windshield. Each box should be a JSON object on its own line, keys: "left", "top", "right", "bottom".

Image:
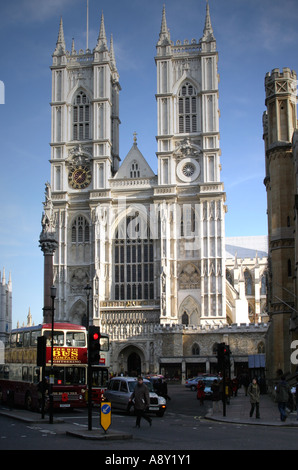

{"left": 128, "top": 381, "right": 153, "bottom": 392}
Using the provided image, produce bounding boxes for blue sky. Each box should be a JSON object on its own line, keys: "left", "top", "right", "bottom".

{"left": 0, "top": 0, "right": 298, "bottom": 328}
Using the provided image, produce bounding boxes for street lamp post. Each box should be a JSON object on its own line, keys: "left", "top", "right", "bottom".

{"left": 85, "top": 284, "right": 92, "bottom": 431}
{"left": 49, "top": 285, "right": 56, "bottom": 424}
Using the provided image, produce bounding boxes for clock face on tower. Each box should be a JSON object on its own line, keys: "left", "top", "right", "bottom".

{"left": 68, "top": 165, "right": 92, "bottom": 189}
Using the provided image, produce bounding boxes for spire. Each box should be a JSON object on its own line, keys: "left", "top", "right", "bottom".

{"left": 201, "top": 1, "right": 215, "bottom": 43}
{"left": 157, "top": 4, "right": 171, "bottom": 46}
{"left": 161, "top": 4, "right": 168, "bottom": 35}
{"left": 53, "top": 17, "right": 66, "bottom": 56}
{"left": 94, "top": 12, "right": 108, "bottom": 52}
{"left": 8, "top": 271, "right": 12, "bottom": 289}
{"left": 71, "top": 38, "right": 76, "bottom": 55}
{"left": 234, "top": 253, "right": 238, "bottom": 269}
{"left": 109, "top": 35, "right": 117, "bottom": 70}
{"left": 27, "top": 308, "right": 32, "bottom": 327}
{"left": 109, "top": 34, "right": 120, "bottom": 82}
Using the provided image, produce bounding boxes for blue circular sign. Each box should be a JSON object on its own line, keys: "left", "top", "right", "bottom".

{"left": 102, "top": 404, "right": 111, "bottom": 414}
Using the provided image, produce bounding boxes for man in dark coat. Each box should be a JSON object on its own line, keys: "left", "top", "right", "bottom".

{"left": 276, "top": 375, "right": 291, "bottom": 422}
{"left": 130, "top": 376, "right": 152, "bottom": 428}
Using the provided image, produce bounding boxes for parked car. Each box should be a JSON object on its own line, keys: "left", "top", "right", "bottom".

{"left": 185, "top": 375, "right": 219, "bottom": 395}
{"left": 104, "top": 376, "right": 167, "bottom": 417}
{"left": 185, "top": 376, "right": 204, "bottom": 391}
{"left": 202, "top": 377, "right": 219, "bottom": 398}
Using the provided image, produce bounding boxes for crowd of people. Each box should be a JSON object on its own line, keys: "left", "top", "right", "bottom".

{"left": 194, "top": 371, "right": 298, "bottom": 422}
{"left": 195, "top": 374, "right": 251, "bottom": 409}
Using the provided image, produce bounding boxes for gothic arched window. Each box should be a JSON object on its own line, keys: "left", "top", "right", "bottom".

{"left": 192, "top": 343, "right": 200, "bottom": 355}
{"left": 244, "top": 270, "right": 253, "bottom": 295}
{"left": 178, "top": 82, "right": 197, "bottom": 134}
{"left": 73, "top": 91, "right": 90, "bottom": 141}
{"left": 113, "top": 216, "right": 154, "bottom": 300}
{"left": 130, "top": 162, "right": 140, "bottom": 178}
{"left": 257, "top": 342, "right": 265, "bottom": 354}
{"left": 261, "top": 273, "right": 267, "bottom": 295}
{"left": 182, "top": 311, "right": 189, "bottom": 325}
{"left": 71, "top": 216, "right": 90, "bottom": 243}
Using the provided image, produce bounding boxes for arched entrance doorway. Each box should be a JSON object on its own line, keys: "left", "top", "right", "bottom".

{"left": 127, "top": 352, "right": 141, "bottom": 377}
{"left": 117, "top": 345, "right": 144, "bottom": 376}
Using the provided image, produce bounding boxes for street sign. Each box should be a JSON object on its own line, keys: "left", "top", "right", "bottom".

{"left": 100, "top": 402, "right": 111, "bottom": 432}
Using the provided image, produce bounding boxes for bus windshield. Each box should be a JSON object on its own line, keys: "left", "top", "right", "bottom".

{"left": 45, "top": 366, "right": 86, "bottom": 385}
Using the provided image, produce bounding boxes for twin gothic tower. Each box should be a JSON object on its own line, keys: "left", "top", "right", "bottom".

{"left": 41, "top": 4, "right": 227, "bottom": 372}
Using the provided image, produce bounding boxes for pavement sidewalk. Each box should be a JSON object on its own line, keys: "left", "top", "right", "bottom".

{"left": 205, "top": 387, "right": 298, "bottom": 427}
{"left": 0, "top": 407, "right": 133, "bottom": 440}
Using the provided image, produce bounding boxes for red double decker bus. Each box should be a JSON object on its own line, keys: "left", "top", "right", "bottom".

{"left": 0, "top": 323, "right": 87, "bottom": 411}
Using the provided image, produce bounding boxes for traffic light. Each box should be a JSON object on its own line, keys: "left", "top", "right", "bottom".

{"left": 88, "top": 326, "right": 100, "bottom": 365}
{"left": 217, "top": 342, "right": 225, "bottom": 365}
{"left": 217, "top": 342, "right": 231, "bottom": 370}
{"left": 223, "top": 344, "right": 231, "bottom": 367}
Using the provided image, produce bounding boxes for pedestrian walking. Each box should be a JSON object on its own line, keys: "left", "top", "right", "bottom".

{"left": 248, "top": 377, "right": 260, "bottom": 419}
{"left": 129, "top": 376, "right": 152, "bottom": 428}
{"left": 197, "top": 380, "right": 205, "bottom": 405}
{"left": 275, "top": 375, "right": 291, "bottom": 422}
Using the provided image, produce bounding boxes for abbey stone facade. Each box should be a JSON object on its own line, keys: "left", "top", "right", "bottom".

{"left": 40, "top": 4, "right": 268, "bottom": 380}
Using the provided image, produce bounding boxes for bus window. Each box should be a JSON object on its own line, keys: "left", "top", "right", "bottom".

{"left": 100, "top": 336, "right": 109, "bottom": 352}
{"left": 102, "top": 369, "right": 109, "bottom": 387}
{"left": 0, "top": 365, "right": 8, "bottom": 379}
{"left": 33, "top": 367, "right": 40, "bottom": 384}
{"left": 16, "top": 333, "right": 23, "bottom": 348}
{"left": 93, "top": 369, "right": 109, "bottom": 387}
{"left": 4, "top": 366, "right": 9, "bottom": 379}
{"left": 44, "top": 330, "right": 64, "bottom": 346}
{"left": 10, "top": 333, "right": 16, "bottom": 348}
{"left": 23, "top": 332, "right": 30, "bottom": 347}
{"left": 31, "top": 330, "right": 41, "bottom": 346}
{"left": 66, "top": 332, "right": 86, "bottom": 347}
{"left": 22, "top": 366, "right": 31, "bottom": 381}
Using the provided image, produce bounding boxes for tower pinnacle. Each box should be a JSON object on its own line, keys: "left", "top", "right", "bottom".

{"left": 94, "top": 12, "right": 108, "bottom": 52}
{"left": 53, "top": 17, "right": 66, "bottom": 56}
{"left": 157, "top": 5, "right": 171, "bottom": 46}
{"left": 201, "top": 1, "right": 215, "bottom": 43}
